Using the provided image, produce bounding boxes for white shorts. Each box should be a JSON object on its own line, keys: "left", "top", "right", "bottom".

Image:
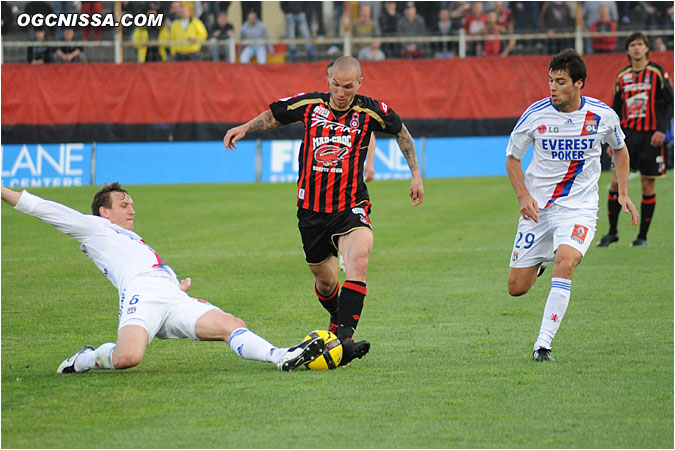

{"left": 118, "top": 276, "right": 219, "bottom": 345}
{"left": 509, "top": 204, "right": 597, "bottom": 268}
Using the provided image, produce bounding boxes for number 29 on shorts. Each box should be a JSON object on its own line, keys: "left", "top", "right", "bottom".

{"left": 514, "top": 232, "right": 535, "bottom": 249}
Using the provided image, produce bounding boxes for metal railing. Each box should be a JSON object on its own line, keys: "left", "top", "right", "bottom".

{"left": 2, "top": 27, "right": 672, "bottom": 64}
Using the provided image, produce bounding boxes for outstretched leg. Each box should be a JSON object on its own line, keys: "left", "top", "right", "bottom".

{"left": 197, "top": 309, "right": 324, "bottom": 371}
{"left": 58, "top": 324, "right": 148, "bottom": 373}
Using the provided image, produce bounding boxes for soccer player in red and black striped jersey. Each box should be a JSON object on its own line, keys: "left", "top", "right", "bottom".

{"left": 223, "top": 56, "right": 424, "bottom": 366}
{"left": 598, "top": 32, "right": 674, "bottom": 247}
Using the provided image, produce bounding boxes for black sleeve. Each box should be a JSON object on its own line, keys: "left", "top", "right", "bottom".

{"left": 612, "top": 74, "right": 622, "bottom": 118}
{"left": 655, "top": 70, "right": 674, "bottom": 134}
{"left": 379, "top": 106, "right": 403, "bottom": 135}
{"left": 27, "top": 46, "right": 34, "bottom": 63}
{"left": 269, "top": 91, "right": 322, "bottom": 126}
{"left": 360, "top": 96, "right": 403, "bottom": 135}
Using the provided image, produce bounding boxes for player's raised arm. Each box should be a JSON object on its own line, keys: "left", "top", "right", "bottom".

{"left": 2, "top": 186, "right": 98, "bottom": 241}
{"left": 1, "top": 186, "right": 21, "bottom": 207}
{"left": 223, "top": 110, "right": 283, "bottom": 150}
{"left": 394, "top": 124, "right": 424, "bottom": 206}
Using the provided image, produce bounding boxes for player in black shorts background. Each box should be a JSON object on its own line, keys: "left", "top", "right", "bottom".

{"left": 223, "top": 56, "right": 424, "bottom": 366}
{"left": 598, "top": 32, "right": 674, "bottom": 247}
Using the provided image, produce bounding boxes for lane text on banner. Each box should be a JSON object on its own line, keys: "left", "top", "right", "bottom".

{"left": 1, "top": 143, "right": 91, "bottom": 188}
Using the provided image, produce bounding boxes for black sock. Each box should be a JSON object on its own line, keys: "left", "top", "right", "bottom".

{"left": 336, "top": 280, "right": 366, "bottom": 341}
{"left": 638, "top": 194, "right": 656, "bottom": 239}
{"left": 607, "top": 191, "right": 620, "bottom": 235}
{"left": 315, "top": 282, "right": 339, "bottom": 320}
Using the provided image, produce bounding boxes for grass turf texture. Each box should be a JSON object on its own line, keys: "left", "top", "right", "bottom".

{"left": 1, "top": 174, "right": 672, "bottom": 448}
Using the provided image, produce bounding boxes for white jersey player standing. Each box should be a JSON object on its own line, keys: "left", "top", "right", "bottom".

{"left": 1, "top": 183, "right": 324, "bottom": 373}
{"left": 505, "top": 49, "right": 639, "bottom": 361}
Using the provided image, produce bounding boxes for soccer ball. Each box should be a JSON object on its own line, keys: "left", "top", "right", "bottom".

{"left": 304, "top": 330, "right": 342, "bottom": 370}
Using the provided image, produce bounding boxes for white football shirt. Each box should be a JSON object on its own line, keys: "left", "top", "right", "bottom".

{"left": 506, "top": 96, "right": 625, "bottom": 211}
{"left": 15, "top": 191, "right": 178, "bottom": 293}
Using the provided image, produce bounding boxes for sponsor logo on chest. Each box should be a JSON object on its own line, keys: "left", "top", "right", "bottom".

{"left": 312, "top": 105, "right": 330, "bottom": 119}
{"left": 310, "top": 115, "right": 362, "bottom": 135}
{"left": 623, "top": 82, "right": 652, "bottom": 92}
{"left": 540, "top": 138, "right": 595, "bottom": 160}
{"left": 313, "top": 135, "right": 352, "bottom": 149}
{"left": 539, "top": 110, "right": 602, "bottom": 160}
{"left": 312, "top": 136, "right": 353, "bottom": 173}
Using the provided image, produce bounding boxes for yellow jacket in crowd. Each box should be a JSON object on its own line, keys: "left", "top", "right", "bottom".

{"left": 132, "top": 26, "right": 170, "bottom": 63}
{"left": 169, "top": 17, "right": 208, "bottom": 55}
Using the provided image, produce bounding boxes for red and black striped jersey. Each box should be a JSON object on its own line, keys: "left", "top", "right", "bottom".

{"left": 270, "top": 92, "right": 402, "bottom": 213}
{"left": 612, "top": 61, "right": 674, "bottom": 133}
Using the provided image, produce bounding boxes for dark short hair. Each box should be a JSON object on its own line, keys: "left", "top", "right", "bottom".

{"left": 91, "top": 182, "right": 129, "bottom": 216}
{"left": 625, "top": 32, "right": 650, "bottom": 60}
{"left": 549, "top": 48, "right": 587, "bottom": 88}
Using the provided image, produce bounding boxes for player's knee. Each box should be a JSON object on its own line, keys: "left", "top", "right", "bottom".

{"left": 641, "top": 178, "right": 655, "bottom": 195}
{"left": 196, "top": 310, "right": 247, "bottom": 341}
{"left": 221, "top": 312, "right": 247, "bottom": 339}
{"left": 507, "top": 274, "right": 532, "bottom": 296}
{"left": 231, "top": 315, "right": 246, "bottom": 330}
{"left": 554, "top": 259, "right": 576, "bottom": 278}
{"left": 349, "top": 252, "right": 370, "bottom": 272}
{"left": 316, "top": 278, "right": 337, "bottom": 295}
{"left": 113, "top": 348, "right": 144, "bottom": 369}
{"left": 508, "top": 281, "right": 529, "bottom": 297}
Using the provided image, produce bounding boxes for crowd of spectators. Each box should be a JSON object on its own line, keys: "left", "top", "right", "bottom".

{"left": 2, "top": 1, "right": 673, "bottom": 65}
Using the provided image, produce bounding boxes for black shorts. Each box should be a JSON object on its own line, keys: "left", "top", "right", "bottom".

{"left": 297, "top": 202, "right": 373, "bottom": 264}
{"left": 624, "top": 129, "right": 666, "bottom": 177}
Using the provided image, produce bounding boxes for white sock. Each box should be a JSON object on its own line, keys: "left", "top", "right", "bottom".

{"left": 228, "top": 328, "right": 287, "bottom": 363}
{"left": 75, "top": 342, "right": 116, "bottom": 372}
{"left": 534, "top": 278, "right": 571, "bottom": 350}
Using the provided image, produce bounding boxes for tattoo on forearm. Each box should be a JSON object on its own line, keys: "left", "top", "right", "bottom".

{"left": 396, "top": 127, "right": 420, "bottom": 172}
{"left": 248, "top": 111, "right": 282, "bottom": 133}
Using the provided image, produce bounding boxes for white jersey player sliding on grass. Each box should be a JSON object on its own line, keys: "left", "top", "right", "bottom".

{"left": 1, "top": 183, "right": 325, "bottom": 373}
{"left": 505, "top": 49, "right": 639, "bottom": 362}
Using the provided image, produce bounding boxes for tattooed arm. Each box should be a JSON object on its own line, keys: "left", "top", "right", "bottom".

{"left": 395, "top": 124, "right": 424, "bottom": 206}
{"left": 223, "top": 110, "right": 282, "bottom": 150}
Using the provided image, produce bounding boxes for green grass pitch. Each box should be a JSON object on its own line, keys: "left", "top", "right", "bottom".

{"left": 1, "top": 173, "right": 672, "bottom": 448}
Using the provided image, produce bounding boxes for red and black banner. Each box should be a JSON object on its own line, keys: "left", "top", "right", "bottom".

{"left": 2, "top": 52, "right": 672, "bottom": 143}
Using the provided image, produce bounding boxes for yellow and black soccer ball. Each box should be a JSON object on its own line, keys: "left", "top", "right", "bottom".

{"left": 303, "top": 330, "right": 342, "bottom": 370}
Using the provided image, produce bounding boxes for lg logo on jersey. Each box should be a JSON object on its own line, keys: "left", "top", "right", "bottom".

{"left": 537, "top": 124, "right": 560, "bottom": 134}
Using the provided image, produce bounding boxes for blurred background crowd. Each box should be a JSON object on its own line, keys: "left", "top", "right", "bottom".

{"left": 1, "top": 1, "right": 673, "bottom": 64}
